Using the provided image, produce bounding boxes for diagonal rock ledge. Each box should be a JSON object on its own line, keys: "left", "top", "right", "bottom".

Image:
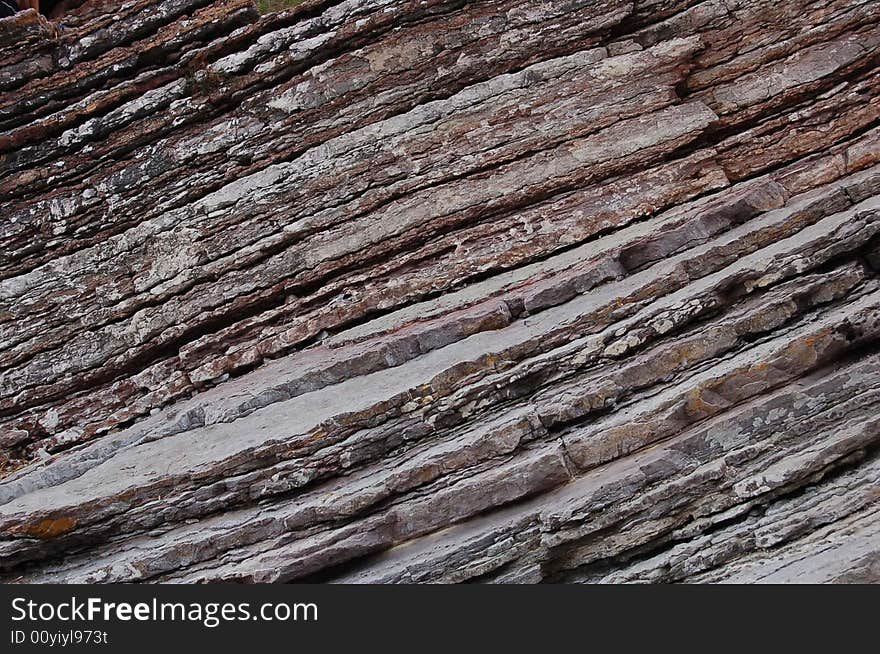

{"left": 1, "top": 0, "right": 879, "bottom": 583}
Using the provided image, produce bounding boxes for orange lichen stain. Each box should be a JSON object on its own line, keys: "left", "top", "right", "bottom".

{"left": 13, "top": 516, "right": 77, "bottom": 539}
{"left": 683, "top": 388, "right": 717, "bottom": 418}
{"left": 300, "top": 428, "right": 329, "bottom": 447}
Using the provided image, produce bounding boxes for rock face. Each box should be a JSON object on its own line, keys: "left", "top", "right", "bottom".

{"left": 1, "top": 0, "right": 879, "bottom": 583}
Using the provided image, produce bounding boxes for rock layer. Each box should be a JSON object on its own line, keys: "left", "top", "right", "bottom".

{"left": 0, "top": 0, "right": 879, "bottom": 583}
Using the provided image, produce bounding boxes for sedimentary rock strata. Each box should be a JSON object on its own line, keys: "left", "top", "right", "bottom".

{"left": 0, "top": 0, "right": 878, "bottom": 583}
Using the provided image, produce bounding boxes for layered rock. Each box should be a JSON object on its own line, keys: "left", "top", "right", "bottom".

{"left": 0, "top": 0, "right": 878, "bottom": 583}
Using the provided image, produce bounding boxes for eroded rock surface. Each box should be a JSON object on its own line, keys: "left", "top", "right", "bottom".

{"left": 1, "top": 0, "right": 879, "bottom": 583}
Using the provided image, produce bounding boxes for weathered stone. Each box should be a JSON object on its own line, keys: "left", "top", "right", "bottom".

{"left": 1, "top": 0, "right": 879, "bottom": 583}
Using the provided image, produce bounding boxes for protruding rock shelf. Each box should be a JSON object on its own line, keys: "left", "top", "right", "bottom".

{"left": 1, "top": 0, "right": 879, "bottom": 583}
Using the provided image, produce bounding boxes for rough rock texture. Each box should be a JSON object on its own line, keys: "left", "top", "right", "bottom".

{"left": 1, "top": 0, "right": 879, "bottom": 583}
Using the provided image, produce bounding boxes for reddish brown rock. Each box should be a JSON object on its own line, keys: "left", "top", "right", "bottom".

{"left": 0, "top": 0, "right": 879, "bottom": 583}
